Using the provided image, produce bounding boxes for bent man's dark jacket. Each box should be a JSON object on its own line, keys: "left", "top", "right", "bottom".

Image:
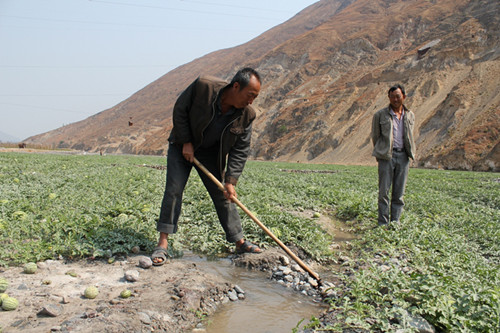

{"left": 168, "top": 75, "right": 256, "bottom": 185}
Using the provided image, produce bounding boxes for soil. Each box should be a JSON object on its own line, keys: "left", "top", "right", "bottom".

{"left": 0, "top": 248, "right": 309, "bottom": 333}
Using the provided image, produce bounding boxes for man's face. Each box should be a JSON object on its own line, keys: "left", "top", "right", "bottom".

{"left": 389, "top": 88, "right": 405, "bottom": 111}
{"left": 232, "top": 75, "right": 261, "bottom": 109}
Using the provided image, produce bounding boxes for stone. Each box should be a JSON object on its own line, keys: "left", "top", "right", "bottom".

{"left": 308, "top": 277, "right": 319, "bottom": 288}
{"left": 138, "top": 312, "right": 151, "bottom": 325}
{"left": 38, "top": 304, "right": 64, "bottom": 317}
{"left": 227, "top": 290, "right": 238, "bottom": 302}
{"left": 273, "top": 271, "right": 284, "bottom": 277}
{"left": 138, "top": 257, "right": 153, "bottom": 269}
{"left": 279, "top": 256, "right": 290, "bottom": 266}
{"left": 125, "top": 270, "right": 140, "bottom": 282}
{"left": 234, "top": 285, "right": 244, "bottom": 294}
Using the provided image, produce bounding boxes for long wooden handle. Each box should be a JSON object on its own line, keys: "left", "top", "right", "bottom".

{"left": 193, "top": 157, "right": 321, "bottom": 282}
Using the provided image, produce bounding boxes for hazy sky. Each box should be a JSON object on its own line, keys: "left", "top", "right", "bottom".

{"left": 0, "top": 0, "right": 318, "bottom": 141}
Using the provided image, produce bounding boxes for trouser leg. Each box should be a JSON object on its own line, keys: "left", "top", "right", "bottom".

{"left": 194, "top": 153, "right": 243, "bottom": 243}
{"left": 157, "top": 143, "right": 192, "bottom": 234}
{"left": 377, "top": 158, "right": 393, "bottom": 225}
{"left": 391, "top": 151, "right": 409, "bottom": 222}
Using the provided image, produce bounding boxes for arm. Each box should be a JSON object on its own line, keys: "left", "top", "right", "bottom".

{"left": 171, "top": 78, "right": 198, "bottom": 145}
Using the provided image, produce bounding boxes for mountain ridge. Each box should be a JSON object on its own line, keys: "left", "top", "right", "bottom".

{"left": 25, "top": 0, "right": 500, "bottom": 171}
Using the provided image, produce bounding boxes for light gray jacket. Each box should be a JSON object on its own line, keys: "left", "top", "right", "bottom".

{"left": 371, "top": 105, "right": 416, "bottom": 160}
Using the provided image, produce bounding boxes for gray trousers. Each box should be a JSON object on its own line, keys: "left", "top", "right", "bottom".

{"left": 377, "top": 150, "right": 410, "bottom": 225}
{"left": 157, "top": 143, "right": 243, "bottom": 243}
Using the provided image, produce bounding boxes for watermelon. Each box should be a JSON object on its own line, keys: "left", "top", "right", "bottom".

{"left": 0, "top": 278, "right": 8, "bottom": 293}
{"left": 120, "top": 289, "right": 132, "bottom": 298}
{"left": 23, "top": 262, "right": 37, "bottom": 274}
{"left": 84, "top": 286, "right": 99, "bottom": 299}
{"left": 1, "top": 296, "right": 18, "bottom": 311}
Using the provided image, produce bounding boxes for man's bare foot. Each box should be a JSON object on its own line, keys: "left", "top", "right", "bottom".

{"left": 235, "top": 239, "right": 262, "bottom": 254}
{"left": 152, "top": 233, "right": 169, "bottom": 265}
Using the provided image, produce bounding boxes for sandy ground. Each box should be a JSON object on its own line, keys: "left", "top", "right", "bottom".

{"left": 0, "top": 248, "right": 314, "bottom": 333}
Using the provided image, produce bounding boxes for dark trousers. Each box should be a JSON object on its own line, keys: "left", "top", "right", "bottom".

{"left": 157, "top": 143, "right": 243, "bottom": 243}
{"left": 377, "top": 150, "right": 410, "bottom": 225}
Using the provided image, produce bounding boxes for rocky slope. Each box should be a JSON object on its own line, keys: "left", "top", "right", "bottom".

{"left": 26, "top": 0, "right": 500, "bottom": 171}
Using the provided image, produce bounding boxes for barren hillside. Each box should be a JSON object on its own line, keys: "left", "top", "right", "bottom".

{"left": 26, "top": 0, "right": 500, "bottom": 171}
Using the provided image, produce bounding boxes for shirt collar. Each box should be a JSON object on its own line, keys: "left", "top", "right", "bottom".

{"left": 389, "top": 107, "right": 405, "bottom": 118}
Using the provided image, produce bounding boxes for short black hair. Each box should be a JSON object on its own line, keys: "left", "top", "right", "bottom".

{"left": 388, "top": 84, "right": 406, "bottom": 97}
{"left": 230, "top": 67, "right": 261, "bottom": 90}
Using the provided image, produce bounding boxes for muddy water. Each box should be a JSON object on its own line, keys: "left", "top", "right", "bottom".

{"left": 185, "top": 253, "right": 326, "bottom": 333}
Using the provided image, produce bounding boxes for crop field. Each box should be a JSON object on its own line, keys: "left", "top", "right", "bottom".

{"left": 0, "top": 152, "right": 498, "bottom": 332}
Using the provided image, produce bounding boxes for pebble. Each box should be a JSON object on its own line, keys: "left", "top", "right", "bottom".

{"left": 225, "top": 285, "right": 246, "bottom": 302}
{"left": 279, "top": 256, "right": 290, "bottom": 266}
{"left": 138, "top": 256, "right": 153, "bottom": 269}
{"left": 234, "top": 285, "right": 244, "bottom": 294}
{"left": 227, "top": 290, "right": 238, "bottom": 302}
{"left": 38, "top": 304, "right": 64, "bottom": 317}
{"left": 138, "top": 312, "right": 151, "bottom": 325}
{"left": 125, "top": 270, "right": 140, "bottom": 282}
{"left": 270, "top": 265, "right": 325, "bottom": 299}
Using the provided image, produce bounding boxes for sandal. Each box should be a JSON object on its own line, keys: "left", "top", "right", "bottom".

{"left": 236, "top": 240, "right": 262, "bottom": 254}
{"left": 151, "top": 246, "right": 168, "bottom": 266}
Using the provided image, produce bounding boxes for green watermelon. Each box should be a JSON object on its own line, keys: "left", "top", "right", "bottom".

{"left": 0, "top": 293, "right": 8, "bottom": 306}
{"left": 23, "top": 262, "right": 37, "bottom": 274}
{"left": 120, "top": 289, "right": 132, "bottom": 298}
{"left": 1, "top": 296, "right": 18, "bottom": 311}
{"left": 84, "top": 286, "right": 99, "bottom": 299}
{"left": 0, "top": 278, "right": 8, "bottom": 293}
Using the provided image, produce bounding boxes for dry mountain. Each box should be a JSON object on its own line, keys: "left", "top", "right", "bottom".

{"left": 27, "top": 0, "right": 500, "bottom": 171}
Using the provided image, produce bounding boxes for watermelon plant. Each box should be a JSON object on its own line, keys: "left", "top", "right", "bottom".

{"left": 0, "top": 152, "right": 498, "bottom": 331}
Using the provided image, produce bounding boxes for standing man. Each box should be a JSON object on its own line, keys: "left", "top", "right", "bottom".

{"left": 371, "top": 84, "right": 416, "bottom": 227}
{"left": 152, "top": 68, "right": 263, "bottom": 265}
